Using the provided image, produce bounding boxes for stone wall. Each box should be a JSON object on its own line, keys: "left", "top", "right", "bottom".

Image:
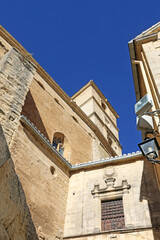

{"left": 63, "top": 229, "right": 155, "bottom": 240}
{"left": 10, "top": 123, "right": 70, "bottom": 240}
{"left": 0, "top": 125, "right": 38, "bottom": 240}
{"left": 22, "top": 73, "right": 93, "bottom": 164}
{"left": 0, "top": 36, "right": 12, "bottom": 60}
{"left": 64, "top": 159, "right": 160, "bottom": 238}
{"left": 72, "top": 82, "right": 122, "bottom": 156}
{"left": 132, "top": 32, "right": 160, "bottom": 191}
{"left": 0, "top": 47, "right": 36, "bottom": 145}
{"left": 142, "top": 39, "right": 160, "bottom": 97}
{"left": 0, "top": 47, "right": 38, "bottom": 239}
{"left": 0, "top": 42, "right": 70, "bottom": 240}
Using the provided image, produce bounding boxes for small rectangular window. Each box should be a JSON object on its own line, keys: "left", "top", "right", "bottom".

{"left": 101, "top": 199, "right": 125, "bottom": 231}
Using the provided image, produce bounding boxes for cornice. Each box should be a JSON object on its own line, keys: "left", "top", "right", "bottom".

{"left": 64, "top": 226, "right": 154, "bottom": 239}
{"left": 20, "top": 115, "right": 73, "bottom": 170}
{"left": 89, "top": 112, "right": 122, "bottom": 149}
{"left": 67, "top": 101, "right": 119, "bottom": 157}
{"left": 80, "top": 95, "right": 120, "bottom": 132}
{"left": 134, "top": 21, "right": 160, "bottom": 40}
{"left": 128, "top": 31, "right": 158, "bottom": 101}
{"left": 20, "top": 115, "right": 143, "bottom": 172}
{"left": 71, "top": 80, "right": 119, "bottom": 118}
{"left": 0, "top": 26, "right": 71, "bottom": 102}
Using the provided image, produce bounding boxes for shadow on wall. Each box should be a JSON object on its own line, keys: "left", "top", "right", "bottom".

{"left": 0, "top": 124, "right": 38, "bottom": 240}
{"left": 140, "top": 160, "right": 160, "bottom": 239}
{"left": 21, "top": 90, "right": 50, "bottom": 141}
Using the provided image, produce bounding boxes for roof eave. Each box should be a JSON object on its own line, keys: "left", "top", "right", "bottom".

{"left": 20, "top": 115, "right": 143, "bottom": 172}
{"left": 128, "top": 32, "right": 158, "bottom": 102}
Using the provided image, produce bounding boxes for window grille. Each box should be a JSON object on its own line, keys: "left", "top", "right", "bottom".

{"left": 101, "top": 199, "right": 125, "bottom": 231}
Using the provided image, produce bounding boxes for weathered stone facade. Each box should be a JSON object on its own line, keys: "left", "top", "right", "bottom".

{"left": 129, "top": 22, "right": 160, "bottom": 193}
{"left": 0, "top": 45, "right": 38, "bottom": 239}
{"left": 0, "top": 125, "right": 38, "bottom": 240}
{"left": 0, "top": 48, "right": 36, "bottom": 145}
{"left": 64, "top": 156, "right": 160, "bottom": 239}
{"left": 0, "top": 24, "right": 160, "bottom": 240}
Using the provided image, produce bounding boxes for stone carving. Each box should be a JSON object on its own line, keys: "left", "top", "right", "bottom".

{"left": 103, "top": 166, "right": 116, "bottom": 179}
{"left": 105, "top": 177, "right": 116, "bottom": 188}
{"left": 91, "top": 178, "right": 131, "bottom": 196}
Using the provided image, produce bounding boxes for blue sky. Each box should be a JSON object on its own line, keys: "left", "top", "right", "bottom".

{"left": 1, "top": 1, "right": 160, "bottom": 154}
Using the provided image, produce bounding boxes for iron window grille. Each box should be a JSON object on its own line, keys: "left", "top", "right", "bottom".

{"left": 101, "top": 199, "right": 125, "bottom": 231}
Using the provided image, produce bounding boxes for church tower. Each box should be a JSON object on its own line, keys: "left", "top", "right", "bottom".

{"left": 72, "top": 80, "right": 122, "bottom": 156}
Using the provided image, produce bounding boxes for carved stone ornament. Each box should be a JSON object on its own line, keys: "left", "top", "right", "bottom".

{"left": 91, "top": 178, "right": 131, "bottom": 196}
{"left": 103, "top": 166, "right": 116, "bottom": 179}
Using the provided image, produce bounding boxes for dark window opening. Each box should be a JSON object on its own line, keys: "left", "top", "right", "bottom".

{"left": 52, "top": 132, "right": 71, "bottom": 161}
{"left": 54, "top": 98, "right": 64, "bottom": 109}
{"left": 52, "top": 133, "right": 64, "bottom": 156}
{"left": 35, "top": 79, "right": 45, "bottom": 90}
{"left": 50, "top": 166, "right": 55, "bottom": 175}
{"left": 72, "top": 116, "right": 78, "bottom": 123}
{"left": 54, "top": 98, "right": 60, "bottom": 104}
{"left": 107, "top": 135, "right": 113, "bottom": 146}
{"left": 101, "top": 101, "right": 106, "bottom": 110}
{"left": 101, "top": 199, "right": 125, "bottom": 231}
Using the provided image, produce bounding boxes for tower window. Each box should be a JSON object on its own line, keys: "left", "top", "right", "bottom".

{"left": 52, "top": 133, "right": 64, "bottom": 156}
{"left": 101, "top": 100, "right": 106, "bottom": 110}
{"left": 52, "top": 132, "right": 71, "bottom": 161}
{"left": 101, "top": 199, "right": 125, "bottom": 231}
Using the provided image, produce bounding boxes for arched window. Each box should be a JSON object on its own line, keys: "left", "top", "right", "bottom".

{"left": 52, "top": 132, "right": 71, "bottom": 161}
{"left": 52, "top": 132, "right": 64, "bottom": 156}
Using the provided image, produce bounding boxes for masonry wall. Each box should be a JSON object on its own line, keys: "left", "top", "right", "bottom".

{"left": 0, "top": 31, "right": 112, "bottom": 164}
{"left": 0, "top": 47, "right": 36, "bottom": 145}
{"left": 142, "top": 37, "right": 160, "bottom": 98}
{"left": 133, "top": 35, "right": 160, "bottom": 189}
{"left": 0, "top": 38, "right": 70, "bottom": 240}
{"left": 0, "top": 126, "right": 38, "bottom": 240}
{"left": 0, "top": 36, "right": 12, "bottom": 60}
{"left": 72, "top": 84, "right": 118, "bottom": 128}
{"left": 10, "top": 122, "right": 70, "bottom": 240}
{"left": 64, "top": 159, "right": 160, "bottom": 239}
{"left": 22, "top": 73, "right": 94, "bottom": 164}
{"left": 0, "top": 29, "right": 121, "bottom": 163}
{"left": 0, "top": 47, "right": 38, "bottom": 239}
{"left": 63, "top": 229, "right": 156, "bottom": 240}
{"left": 72, "top": 84, "right": 122, "bottom": 156}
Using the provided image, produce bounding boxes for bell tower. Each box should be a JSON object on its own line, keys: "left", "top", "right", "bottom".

{"left": 71, "top": 80, "right": 122, "bottom": 156}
